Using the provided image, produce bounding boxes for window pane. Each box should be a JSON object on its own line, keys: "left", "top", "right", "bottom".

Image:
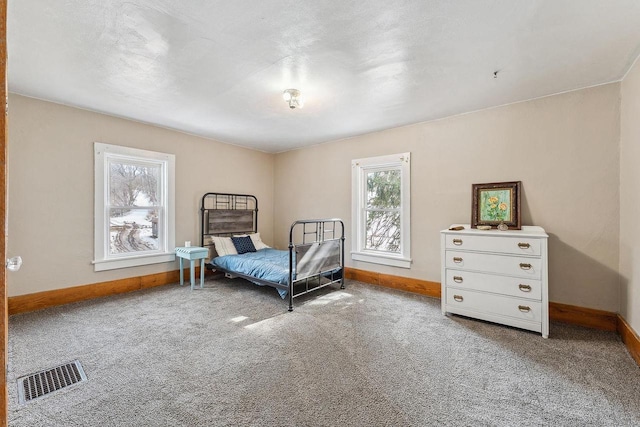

{"left": 109, "top": 208, "right": 159, "bottom": 255}
{"left": 365, "top": 210, "right": 400, "bottom": 252}
{"left": 366, "top": 169, "right": 401, "bottom": 209}
{"left": 109, "top": 161, "right": 160, "bottom": 207}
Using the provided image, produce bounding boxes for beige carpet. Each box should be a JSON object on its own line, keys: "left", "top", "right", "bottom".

{"left": 7, "top": 277, "right": 640, "bottom": 426}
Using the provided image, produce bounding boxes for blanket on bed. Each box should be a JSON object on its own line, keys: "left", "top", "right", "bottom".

{"left": 210, "top": 248, "right": 290, "bottom": 297}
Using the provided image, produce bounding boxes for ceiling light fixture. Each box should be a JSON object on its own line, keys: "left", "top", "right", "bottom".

{"left": 283, "top": 88, "right": 303, "bottom": 109}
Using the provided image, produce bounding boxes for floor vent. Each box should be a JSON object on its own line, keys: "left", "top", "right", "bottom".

{"left": 17, "top": 360, "right": 87, "bottom": 404}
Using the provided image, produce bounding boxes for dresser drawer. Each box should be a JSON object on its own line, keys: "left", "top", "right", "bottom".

{"left": 445, "top": 269, "right": 542, "bottom": 300}
{"left": 445, "top": 234, "right": 540, "bottom": 256}
{"left": 446, "top": 289, "right": 542, "bottom": 323}
{"left": 445, "top": 250, "right": 542, "bottom": 279}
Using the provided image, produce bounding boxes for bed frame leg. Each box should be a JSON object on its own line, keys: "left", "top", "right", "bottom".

{"left": 288, "top": 305, "right": 293, "bottom": 312}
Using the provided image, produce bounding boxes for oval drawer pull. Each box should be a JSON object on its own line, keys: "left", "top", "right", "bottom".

{"left": 518, "top": 305, "right": 531, "bottom": 313}
{"left": 518, "top": 242, "right": 530, "bottom": 249}
{"left": 519, "top": 263, "right": 532, "bottom": 270}
{"left": 453, "top": 276, "right": 463, "bottom": 283}
{"left": 518, "top": 284, "right": 532, "bottom": 292}
{"left": 453, "top": 295, "right": 463, "bottom": 302}
{"left": 452, "top": 238, "right": 463, "bottom": 245}
{"left": 453, "top": 257, "right": 463, "bottom": 263}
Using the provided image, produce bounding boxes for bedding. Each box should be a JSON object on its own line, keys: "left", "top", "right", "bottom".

{"left": 210, "top": 236, "right": 237, "bottom": 256}
{"left": 231, "top": 235, "right": 257, "bottom": 254}
{"left": 210, "top": 248, "right": 290, "bottom": 297}
{"left": 233, "top": 232, "right": 270, "bottom": 250}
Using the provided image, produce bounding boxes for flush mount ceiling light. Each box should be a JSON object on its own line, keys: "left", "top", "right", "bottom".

{"left": 283, "top": 88, "right": 303, "bottom": 109}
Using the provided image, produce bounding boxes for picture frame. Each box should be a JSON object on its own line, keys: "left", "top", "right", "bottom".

{"left": 471, "top": 181, "right": 521, "bottom": 230}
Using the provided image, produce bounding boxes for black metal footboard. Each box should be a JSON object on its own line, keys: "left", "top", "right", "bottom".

{"left": 288, "top": 219, "right": 345, "bottom": 311}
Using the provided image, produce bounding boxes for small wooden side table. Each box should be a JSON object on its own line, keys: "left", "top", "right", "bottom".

{"left": 175, "top": 247, "right": 209, "bottom": 290}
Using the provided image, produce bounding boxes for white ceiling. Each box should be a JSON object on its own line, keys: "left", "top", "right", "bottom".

{"left": 8, "top": 1, "right": 640, "bottom": 153}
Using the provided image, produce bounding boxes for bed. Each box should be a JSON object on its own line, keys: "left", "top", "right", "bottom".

{"left": 200, "top": 192, "right": 345, "bottom": 311}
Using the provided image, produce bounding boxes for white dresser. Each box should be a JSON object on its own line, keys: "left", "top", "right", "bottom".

{"left": 440, "top": 225, "right": 549, "bottom": 338}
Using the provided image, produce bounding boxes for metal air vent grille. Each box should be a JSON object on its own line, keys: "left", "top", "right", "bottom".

{"left": 17, "top": 360, "right": 87, "bottom": 404}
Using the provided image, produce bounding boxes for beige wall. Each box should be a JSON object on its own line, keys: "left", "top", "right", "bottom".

{"left": 7, "top": 82, "right": 627, "bottom": 314}
{"left": 275, "top": 84, "right": 621, "bottom": 312}
{"left": 7, "top": 94, "right": 275, "bottom": 297}
{"left": 620, "top": 58, "right": 640, "bottom": 333}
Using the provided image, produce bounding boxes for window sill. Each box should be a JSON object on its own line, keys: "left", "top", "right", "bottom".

{"left": 93, "top": 252, "right": 176, "bottom": 272}
{"left": 351, "top": 251, "right": 411, "bottom": 269}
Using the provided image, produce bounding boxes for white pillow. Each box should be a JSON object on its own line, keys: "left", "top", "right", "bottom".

{"left": 233, "top": 232, "right": 270, "bottom": 250}
{"left": 250, "top": 233, "right": 270, "bottom": 250}
{"left": 211, "top": 236, "right": 238, "bottom": 256}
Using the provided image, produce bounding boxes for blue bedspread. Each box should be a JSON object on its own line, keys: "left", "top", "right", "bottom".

{"left": 211, "top": 248, "right": 290, "bottom": 297}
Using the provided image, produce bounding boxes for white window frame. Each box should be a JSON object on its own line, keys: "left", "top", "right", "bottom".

{"left": 93, "top": 143, "right": 175, "bottom": 271}
{"left": 351, "top": 152, "right": 411, "bottom": 268}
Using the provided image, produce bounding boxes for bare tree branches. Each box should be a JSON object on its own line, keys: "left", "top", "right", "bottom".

{"left": 109, "top": 162, "right": 159, "bottom": 214}
{"left": 365, "top": 170, "right": 401, "bottom": 252}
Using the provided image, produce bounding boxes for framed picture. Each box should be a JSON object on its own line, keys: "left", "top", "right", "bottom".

{"left": 471, "top": 181, "right": 521, "bottom": 230}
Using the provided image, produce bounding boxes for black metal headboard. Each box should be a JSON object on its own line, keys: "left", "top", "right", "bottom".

{"left": 200, "top": 193, "right": 258, "bottom": 252}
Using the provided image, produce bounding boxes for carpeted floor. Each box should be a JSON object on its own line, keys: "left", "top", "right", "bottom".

{"left": 7, "top": 277, "right": 640, "bottom": 426}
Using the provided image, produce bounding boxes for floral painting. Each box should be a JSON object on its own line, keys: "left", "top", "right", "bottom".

{"left": 479, "top": 190, "right": 512, "bottom": 222}
{"left": 471, "top": 181, "right": 521, "bottom": 229}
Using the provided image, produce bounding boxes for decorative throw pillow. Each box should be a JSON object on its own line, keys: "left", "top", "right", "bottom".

{"left": 249, "top": 232, "right": 269, "bottom": 250}
{"left": 233, "top": 232, "right": 270, "bottom": 250}
{"left": 211, "top": 236, "right": 238, "bottom": 257}
{"left": 231, "top": 235, "right": 257, "bottom": 254}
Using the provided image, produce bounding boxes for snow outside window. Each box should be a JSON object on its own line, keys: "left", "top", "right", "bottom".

{"left": 94, "top": 143, "right": 175, "bottom": 271}
{"left": 351, "top": 152, "right": 411, "bottom": 268}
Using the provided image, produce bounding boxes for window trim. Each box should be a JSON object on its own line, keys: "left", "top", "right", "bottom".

{"left": 351, "top": 152, "right": 411, "bottom": 269}
{"left": 94, "top": 143, "right": 175, "bottom": 271}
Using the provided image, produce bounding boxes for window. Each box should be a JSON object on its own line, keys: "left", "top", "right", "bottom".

{"left": 94, "top": 143, "right": 175, "bottom": 271}
{"left": 351, "top": 152, "right": 411, "bottom": 268}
